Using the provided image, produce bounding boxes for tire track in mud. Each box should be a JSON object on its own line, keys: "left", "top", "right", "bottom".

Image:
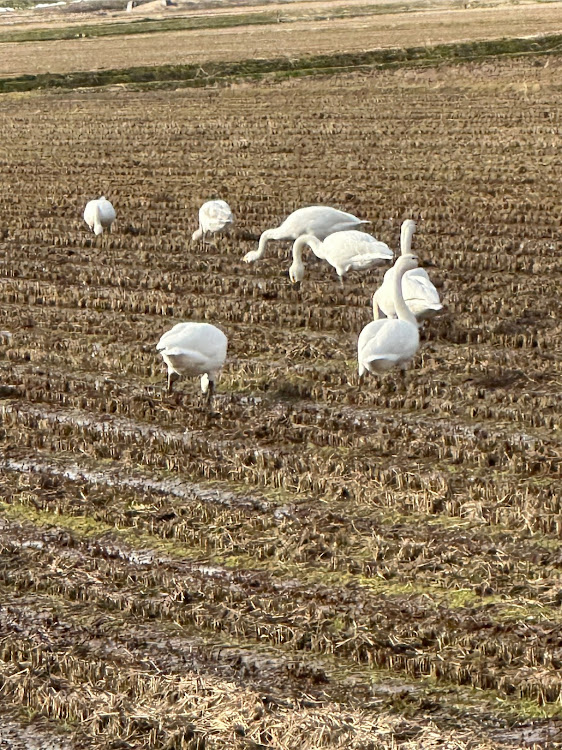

{"left": 1, "top": 468, "right": 561, "bottom": 710}
{"left": 1, "top": 516, "right": 560, "bottom": 726}
{"left": 1, "top": 388, "right": 559, "bottom": 535}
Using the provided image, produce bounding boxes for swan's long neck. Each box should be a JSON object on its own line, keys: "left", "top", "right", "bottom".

{"left": 392, "top": 264, "right": 417, "bottom": 325}
{"left": 400, "top": 221, "right": 416, "bottom": 256}
{"left": 301, "top": 234, "right": 324, "bottom": 259}
{"left": 255, "top": 228, "right": 276, "bottom": 260}
{"left": 292, "top": 234, "right": 322, "bottom": 263}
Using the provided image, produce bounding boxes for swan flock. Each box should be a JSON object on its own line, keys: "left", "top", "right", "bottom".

{"left": 82, "top": 197, "right": 441, "bottom": 405}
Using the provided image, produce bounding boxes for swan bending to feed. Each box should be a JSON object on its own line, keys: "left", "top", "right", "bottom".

{"left": 192, "top": 200, "right": 234, "bottom": 243}
{"left": 156, "top": 322, "right": 228, "bottom": 404}
{"left": 358, "top": 254, "right": 421, "bottom": 378}
{"left": 243, "top": 205, "right": 369, "bottom": 263}
{"left": 288, "top": 230, "right": 393, "bottom": 286}
{"left": 83, "top": 197, "right": 116, "bottom": 235}
{"left": 373, "top": 219, "right": 443, "bottom": 322}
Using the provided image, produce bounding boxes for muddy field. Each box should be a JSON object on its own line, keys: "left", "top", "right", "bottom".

{"left": 0, "top": 55, "right": 561, "bottom": 747}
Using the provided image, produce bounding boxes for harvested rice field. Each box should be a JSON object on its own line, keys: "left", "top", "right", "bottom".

{"left": 1, "top": 0, "right": 561, "bottom": 78}
{"left": 0, "top": 32, "right": 561, "bottom": 750}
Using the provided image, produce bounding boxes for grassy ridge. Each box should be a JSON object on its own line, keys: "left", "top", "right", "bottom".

{"left": 1, "top": 33, "right": 561, "bottom": 93}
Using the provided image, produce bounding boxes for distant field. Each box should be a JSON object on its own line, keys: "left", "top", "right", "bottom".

{"left": 0, "top": 1, "right": 561, "bottom": 76}
{"left": 1, "top": 50, "right": 561, "bottom": 748}
{"left": 1, "top": 0, "right": 562, "bottom": 744}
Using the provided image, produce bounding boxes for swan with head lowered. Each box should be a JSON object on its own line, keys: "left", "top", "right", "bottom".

{"left": 83, "top": 196, "right": 116, "bottom": 235}
{"left": 192, "top": 200, "right": 234, "bottom": 243}
{"left": 156, "top": 322, "right": 228, "bottom": 406}
{"left": 288, "top": 230, "right": 393, "bottom": 286}
{"left": 373, "top": 220, "right": 443, "bottom": 323}
{"left": 358, "top": 253, "right": 421, "bottom": 379}
{"left": 243, "top": 206, "right": 369, "bottom": 263}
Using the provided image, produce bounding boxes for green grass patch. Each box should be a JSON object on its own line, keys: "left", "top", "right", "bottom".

{"left": 2, "top": 497, "right": 561, "bottom": 622}
{"left": 1, "top": 33, "right": 561, "bottom": 94}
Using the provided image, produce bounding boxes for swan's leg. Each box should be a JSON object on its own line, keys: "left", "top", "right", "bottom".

{"left": 167, "top": 370, "right": 179, "bottom": 393}
{"left": 398, "top": 367, "right": 408, "bottom": 392}
{"left": 205, "top": 379, "right": 215, "bottom": 407}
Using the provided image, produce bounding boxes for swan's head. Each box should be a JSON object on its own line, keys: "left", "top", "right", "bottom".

{"left": 289, "top": 260, "right": 305, "bottom": 284}
{"left": 201, "top": 373, "right": 210, "bottom": 394}
{"left": 243, "top": 250, "right": 260, "bottom": 264}
{"left": 400, "top": 220, "right": 416, "bottom": 254}
{"left": 192, "top": 228, "right": 203, "bottom": 242}
{"left": 401, "top": 219, "right": 416, "bottom": 234}
{"left": 395, "top": 253, "right": 418, "bottom": 273}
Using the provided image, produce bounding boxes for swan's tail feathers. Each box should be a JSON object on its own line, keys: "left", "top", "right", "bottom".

{"left": 362, "top": 353, "right": 400, "bottom": 373}
{"left": 351, "top": 253, "right": 391, "bottom": 271}
{"left": 164, "top": 348, "right": 209, "bottom": 369}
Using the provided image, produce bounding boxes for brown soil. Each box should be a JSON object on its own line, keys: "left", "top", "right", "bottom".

{"left": 0, "top": 53, "right": 561, "bottom": 748}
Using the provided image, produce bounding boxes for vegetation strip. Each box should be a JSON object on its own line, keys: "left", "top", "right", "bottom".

{"left": 0, "top": 3, "right": 421, "bottom": 44}
{"left": 1, "top": 33, "right": 560, "bottom": 93}
{"left": 1, "top": 464, "right": 561, "bottom": 623}
{"left": 1, "top": 514, "right": 560, "bottom": 723}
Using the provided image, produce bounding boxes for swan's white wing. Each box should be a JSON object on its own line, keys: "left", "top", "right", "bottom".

{"left": 163, "top": 346, "right": 209, "bottom": 369}
{"left": 359, "top": 320, "right": 419, "bottom": 373}
{"left": 157, "top": 322, "right": 196, "bottom": 351}
{"left": 357, "top": 319, "right": 387, "bottom": 357}
{"left": 281, "top": 207, "right": 368, "bottom": 240}
{"left": 157, "top": 322, "right": 227, "bottom": 362}
{"left": 201, "top": 200, "right": 234, "bottom": 233}
{"left": 98, "top": 198, "right": 116, "bottom": 223}
{"left": 403, "top": 270, "right": 441, "bottom": 305}
{"left": 402, "top": 270, "right": 443, "bottom": 318}
{"left": 321, "top": 231, "right": 392, "bottom": 274}
{"left": 83, "top": 200, "right": 96, "bottom": 229}
{"left": 324, "top": 231, "right": 392, "bottom": 257}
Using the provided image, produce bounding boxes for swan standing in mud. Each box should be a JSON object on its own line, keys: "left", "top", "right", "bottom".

{"left": 373, "top": 220, "right": 443, "bottom": 322}
{"left": 156, "top": 322, "right": 228, "bottom": 405}
{"left": 243, "top": 205, "right": 369, "bottom": 263}
{"left": 192, "top": 200, "right": 234, "bottom": 243}
{"left": 83, "top": 197, "right": 116, "bottom": 235}
{"left": 358, "top": 254, "right": 421, "bottom": 379}
{"left": 288, "top": 230, "right": 393, "bottom": 286}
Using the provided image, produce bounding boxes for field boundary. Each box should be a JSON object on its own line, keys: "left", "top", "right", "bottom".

{"left": 0, "top": 3, "right": 443, "bottom": 44}
{"left": 1, "top": 32, "right": 561, "bottom": 93}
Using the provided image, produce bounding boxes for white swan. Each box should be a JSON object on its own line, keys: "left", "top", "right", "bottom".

{"left": 288, "top": 230, "right": 392, "bottom": 286}
{"left": 83, "top": 196, "right": 116, "bottom": 235}
{"left": 373, "top": 220, "right": 443, "bottom": 322}
{"left": 243, "top": 206, "right": 369, "bottom": 263}
{"left": 192, "top": 200, "right": 234, "bottom": 243}
{"left": 358, "top": 253, "right": 420, "bottom": 378}
{"left": 156, "top": 322, "right": 228, "bottom": 404}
